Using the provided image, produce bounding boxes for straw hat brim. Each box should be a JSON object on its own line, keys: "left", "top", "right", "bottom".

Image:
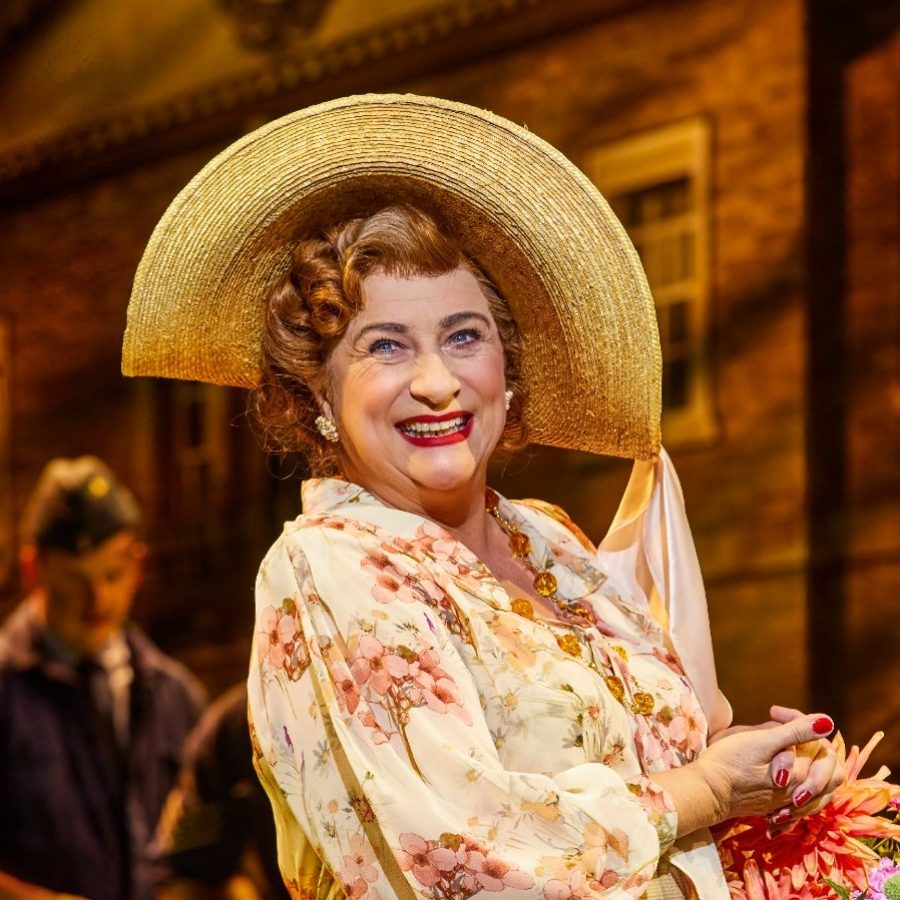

{"left": 123, "top": 93, "right": 661, "bottom": 459}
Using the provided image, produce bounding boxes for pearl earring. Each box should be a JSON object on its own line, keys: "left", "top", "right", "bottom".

{"left": 504, "top": 389, "right": 513, "bottom": 411}
{"left": 315, "top": 414, "right": 339, "bottom": 443}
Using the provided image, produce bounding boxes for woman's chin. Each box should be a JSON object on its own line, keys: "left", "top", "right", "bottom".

{"left": 406, "top": 450, "right": 479, "bottom": 495}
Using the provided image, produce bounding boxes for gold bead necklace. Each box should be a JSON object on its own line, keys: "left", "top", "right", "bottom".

{"left": 485, "top": 489, "right": 655, "bottom": 717}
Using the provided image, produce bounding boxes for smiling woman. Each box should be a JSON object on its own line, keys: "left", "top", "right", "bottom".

{"left": 320, "top": 268, "right": 506, "bottom": 506}
{"left": 123, "top": 94, "right": 847, "bottom": 900}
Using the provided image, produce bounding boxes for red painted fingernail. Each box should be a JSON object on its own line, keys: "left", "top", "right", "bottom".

{"left": 793, "top": 790, "right": 812, "bottom": 807}
{"left": 770, "top": 809, "right": 792, "bottom": 825}
{"left": 775, "top": 768, "right": 790, "bottom": 788}
{"left": 813, "top": 717, "right": 834, "bottom": 735}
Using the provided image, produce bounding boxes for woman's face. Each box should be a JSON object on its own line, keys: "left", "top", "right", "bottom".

{"left": 321, "top": 267, "right": 508, "bottom": 513}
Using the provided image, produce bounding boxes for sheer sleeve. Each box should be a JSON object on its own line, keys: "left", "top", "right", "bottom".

{"left": 248, "top": 522, "right": 678, "bottom": 900}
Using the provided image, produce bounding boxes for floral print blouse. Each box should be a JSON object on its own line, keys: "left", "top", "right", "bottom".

{"left": 248, "top": 476, "right": 725, "bottom": 900}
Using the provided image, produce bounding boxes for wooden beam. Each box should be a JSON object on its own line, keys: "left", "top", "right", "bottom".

{"left": 0, "top": 0, "right": 646, "bottom": 205}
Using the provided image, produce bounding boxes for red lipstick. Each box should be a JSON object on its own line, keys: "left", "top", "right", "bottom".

{"left": 396, "top": 412, "right": 473, "bottom": 447}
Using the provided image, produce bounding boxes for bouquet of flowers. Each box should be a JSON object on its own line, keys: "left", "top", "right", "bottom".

{"left": 714, "top": 733, "right": 900, "bottom": 899}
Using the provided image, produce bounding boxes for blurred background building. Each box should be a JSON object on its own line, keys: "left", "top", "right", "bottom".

{"left": 1, "top": 0, "right": 898, "bottom": 763}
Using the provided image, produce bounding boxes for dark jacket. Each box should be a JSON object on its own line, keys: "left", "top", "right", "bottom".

{"left": 0, "top": 600, "right": 204, "bottom": 900}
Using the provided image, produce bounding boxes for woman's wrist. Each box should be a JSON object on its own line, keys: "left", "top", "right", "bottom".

{"left": 648, "top": 762, "right": 729, "bottom": 836}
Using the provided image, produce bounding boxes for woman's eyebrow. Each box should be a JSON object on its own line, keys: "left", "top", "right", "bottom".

{"left": 440, "top": 311, "right": 492, "bottom": 328}
{"left": 355, "top": 322, "right": 408, "bottom": 340}
{"left": 354, "top": 312, "right": 491, "bottom": 341}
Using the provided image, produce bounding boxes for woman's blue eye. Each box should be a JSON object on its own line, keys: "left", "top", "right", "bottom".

{"left": 369, "top": 338, "right": 401, "bottom": 354}
{"left": 448, "top": 328, "right": 482, "bottom": 346}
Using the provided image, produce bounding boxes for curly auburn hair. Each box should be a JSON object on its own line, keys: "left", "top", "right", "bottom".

{"left": 249, "top": 204, "right": 527, "bottom": 476}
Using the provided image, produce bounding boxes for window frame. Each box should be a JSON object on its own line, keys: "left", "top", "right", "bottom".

{"left": 583, "top": 117, "right": 718, "bottom": 447}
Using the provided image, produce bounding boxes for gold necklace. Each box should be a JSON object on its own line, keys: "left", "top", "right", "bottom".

{"left": 485, "top": 488, "right": 655, "bottom": 717}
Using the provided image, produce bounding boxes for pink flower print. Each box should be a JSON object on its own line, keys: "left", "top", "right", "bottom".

{"left": 257, "top": 605, "right": 297, "bottom": 670}
{"left": 593, "top": 871, "right": 620, "bottom": 891}
{"left": 416, "top": 647, "right": 450, "bottom": 681}
{"left": 396, "top": 833, "right": 456, "bottom": 888}
{"left": 357, "top": 710, "right": 393, "bottom": 745}
{"left": 382, "top": 536, "right": 414, "bottom": 555}
{"left": 667, "top": 695, "right": 704, "bottom": 758}
{"left": 362, "top": 551, "right": 424, "bottom": 604}
{"left": 333, "top": 661, "right": 360, "bottom": 714}
{"left": 351, "top": 635, "right": 409, "bottom": 695}
{"left": 422, "top": 677, "right": 473, "bottom": 725}
{"left": 417, "top": 578, "right": 445, "bottom": 604}
{"left": 668, "top": 714, "right": 690, "bottom": 743}
{"left": 340, "top": 834, "right": 379, "bottom": 899}
{"left": 408, "top": 649, "right": 472, "bottom": 724}
{"left": 635, "top": 726, "right": 665, "bottom": 765}
{"left": 651, "top": 645, "right": 686, "bottom": 676}
{"left": 463, "top": 850, "right": 535, "bottom": 892}
{"left": 371, "top": 572, "right": 401, "bottom": 604}
{"left": 415, "top": 522, "right": 463, "bottom": 576}
{"left": 361, "top": 550, "right": 393, "bottom": 572}
{"left": 629, "top": 777, "right": 673, "bottom": 821}
{"left": 543, "top": 870, "right": 592, "bottom": 900}
{"left": 371, "top": 572, "right": 420, "bottom": 605}
{"left": 343, "top": 880, "right": 368, "bottom": 900}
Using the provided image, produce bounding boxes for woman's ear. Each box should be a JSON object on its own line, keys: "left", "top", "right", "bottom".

{"left": 312, "top": 389, "right": 335, "bottom": 423}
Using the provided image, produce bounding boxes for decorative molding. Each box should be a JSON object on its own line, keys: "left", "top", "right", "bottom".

{"left": 217, "top": 0, "right": 331, "bottom": 50}
{"left": 0, "top": 0, "right": 636, "bottom": 199}
{"left": 0, "top": 0, "right": 537, "bottom": 184}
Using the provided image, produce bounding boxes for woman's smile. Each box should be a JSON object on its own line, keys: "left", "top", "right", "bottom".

{"left": 396, "top": 411, "right": 474, "bottom": 445}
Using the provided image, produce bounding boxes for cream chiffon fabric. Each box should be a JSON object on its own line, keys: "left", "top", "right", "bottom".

{"left": 600, "top": 448, "right": 733, "bottom": 898}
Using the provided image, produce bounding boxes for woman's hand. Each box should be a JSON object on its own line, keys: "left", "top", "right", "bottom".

{"left": 710, "top": 705, "right": 844, "bottom": 825}
{"left": 710, "top": 705, "right": 806, "bottom": 793}
{"left": 650, "top": 713, "right": 844, "bottom": 836}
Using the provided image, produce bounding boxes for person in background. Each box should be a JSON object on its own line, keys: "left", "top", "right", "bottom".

{"left": 0, "top": 456, "right": 205, "bottom": 900}
{"left": 156, "top": 683, "right": 288, "bottom": 900}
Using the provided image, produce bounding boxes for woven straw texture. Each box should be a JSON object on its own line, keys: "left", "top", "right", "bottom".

{"left": 123, "top": 94, "right": 661, "bottom": 459}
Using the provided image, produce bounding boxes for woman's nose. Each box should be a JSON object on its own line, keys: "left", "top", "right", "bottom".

{"left": 409, "top": 352, "right": 461, "bottom": 407}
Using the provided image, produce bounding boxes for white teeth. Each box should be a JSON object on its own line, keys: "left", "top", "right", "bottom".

{"left": 400, "top": 415, "right": 467, "bottom": 437}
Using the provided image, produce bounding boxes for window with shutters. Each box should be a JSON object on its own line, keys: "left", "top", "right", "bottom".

{"left": 584, "top": 119, "right": 718, "bottom": 445}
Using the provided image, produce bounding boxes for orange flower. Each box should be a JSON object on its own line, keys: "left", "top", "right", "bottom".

{"left": 715, "top": 732, "right": 900, "bottom": 899}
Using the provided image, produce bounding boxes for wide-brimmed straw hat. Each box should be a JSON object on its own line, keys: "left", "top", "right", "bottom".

{"left": 123, "top": 93, "right": 661, "bottom": 459}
